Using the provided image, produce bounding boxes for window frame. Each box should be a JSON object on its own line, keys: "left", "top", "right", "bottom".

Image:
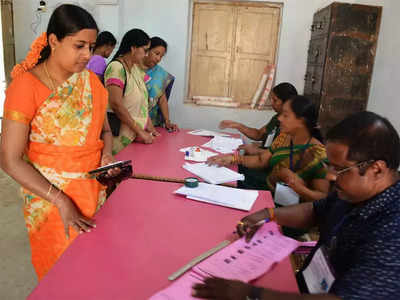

{"left": 184, "top": 0, "right": 283, "bottom": 110}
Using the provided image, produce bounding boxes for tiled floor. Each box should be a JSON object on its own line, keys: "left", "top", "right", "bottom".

{"left": 0, "top": 169, "right": 37, "bottom": 299}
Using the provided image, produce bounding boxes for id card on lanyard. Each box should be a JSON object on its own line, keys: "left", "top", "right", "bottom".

{"left": 274, "top": 139, "right": 310, "bottom": 206}
{"left": 302, "top": 246, "right": 336, "bottom": 293}
{"left": 275, "top": 182, "right": 299, "bottom": 206}
{"left": 264, "top": 128, "right": 277, "bottom": 148}
{"left": 301, "top": 214, "right": 349, "bottom": 293}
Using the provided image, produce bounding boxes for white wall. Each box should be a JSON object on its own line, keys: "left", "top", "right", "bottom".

{"left": 366, "top": 0, "right": 400, "bottom": 132}
{"left": 12, "top": 0, "right": 400, "bottom": 133}
{"left": 95, "top": 4, "right": 119, "bottom": 40}
{"left": 13, "top": 0, "right": 103, "bottom": 62}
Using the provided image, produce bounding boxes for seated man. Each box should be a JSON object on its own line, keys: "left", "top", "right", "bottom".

{"left": 193, "top": 111, "right": 400, "bottom": 300}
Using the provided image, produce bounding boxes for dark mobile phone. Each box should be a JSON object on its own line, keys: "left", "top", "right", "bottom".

{"left": 88, "top": 160, "right": 132, "bottom": 175}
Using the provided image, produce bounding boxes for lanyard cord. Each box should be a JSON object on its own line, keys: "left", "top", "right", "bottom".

{"left": 323, "top": 214, "right": 352, "bottom": 246}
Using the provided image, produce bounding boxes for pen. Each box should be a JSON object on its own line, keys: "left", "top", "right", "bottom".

{"left": 254, "top": 218, "right": 270, "bottom": 226}
{"left": 233, "top": 218, "right": 270, "bottom": 234}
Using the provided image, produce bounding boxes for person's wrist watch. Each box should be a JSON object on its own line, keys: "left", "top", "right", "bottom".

{"left": 246, "top": 286, "right": 263, "bottom": 300}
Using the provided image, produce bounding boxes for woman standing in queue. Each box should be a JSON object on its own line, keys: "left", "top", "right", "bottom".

{"left": 86, "top": 31, "right": 117, "bottom": 82}
{"left": 105, "top": 29, "right": 159, "bottom": 154}
{"left": 0, "top": 4, "right": 119, "bottom": 280}
{"left": 141, "top": 36, "right": 178, "bottom": 131}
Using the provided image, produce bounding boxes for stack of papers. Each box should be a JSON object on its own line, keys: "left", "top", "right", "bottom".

{"left": 179, "top": 147, "right": 218, "bottom": 162}
{"left": 188, "top": 129, "right": 230, "bottom": 137}
{"left": 150, "top": 222, "right": 300, "bottom": 300}
{"left": 174, "top": 182, "right": 258, "bottom": 211}
{"left": 202, "top": 136, "right": 243, "bottom": 153}
{"left": 183, "top": 162, "right": 244, "bottom": 184}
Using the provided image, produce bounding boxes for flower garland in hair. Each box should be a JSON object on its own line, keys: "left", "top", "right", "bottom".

{"left": 11, "top": 32, "right": 48, "bottom": 79}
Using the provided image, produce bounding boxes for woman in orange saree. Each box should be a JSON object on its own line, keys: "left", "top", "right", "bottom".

{"left": 0, "top": 5, "right": 118, "bottom": 280}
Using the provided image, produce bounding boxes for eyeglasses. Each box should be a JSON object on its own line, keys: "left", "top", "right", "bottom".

{"left": 327, "top": 160, "right": 375, "bottom": 176}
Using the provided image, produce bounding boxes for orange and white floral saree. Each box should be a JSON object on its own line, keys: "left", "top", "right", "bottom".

{"left": 3, "top": 69, "right": 108, "bottom": 279}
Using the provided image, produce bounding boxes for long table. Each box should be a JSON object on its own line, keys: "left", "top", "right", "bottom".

{"left": 28, "top": 129, "right": 299, "bottom": 299}
{"left": 116, "top": 128, "right": 224, "bottom": 179}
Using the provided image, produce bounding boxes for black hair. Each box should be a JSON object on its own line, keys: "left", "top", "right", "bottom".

{"left": 326, "top": 111, "right": 400, "bottom": 170}
{"left": 272, "top": 82, "right": 298, "bottom": 102}
{"left": 38, "top": 4, "right": 98, "bottom": 64}
{"left": 94, "top": 31, "right": 117, "bottom": 51}
{"left": 112, "top": 29, "right": 150, "bottom": 61}
{"left": 289, "top": 95, "right": 323, "bottom": 143}
{"left": 149, "top": 36, "right": 168, "bottom": 52}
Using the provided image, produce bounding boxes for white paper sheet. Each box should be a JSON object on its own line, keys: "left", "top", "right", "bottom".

{"left": 202, "top": 136, "right": 243, "bottom": 154}
{"left": 174, "top": 182, "right": 258, "bottom": 211}
{"left": 263, "top": 128, "right": 277, "bottom": 148}
{"left": 182, "top": 162, "right": 244, "bottom": 184}
{"left": 188, "top": 129, "right": 231, "bottom": 137}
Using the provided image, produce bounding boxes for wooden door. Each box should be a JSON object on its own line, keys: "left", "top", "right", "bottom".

{"left": 189, "top": 3, "right": 235, "bottom": 98}
{"left": 230, "top": 5, "right": 280, "bottom": 105}
{"left": 1, "top": 0, "right": 16, "bottom": 85}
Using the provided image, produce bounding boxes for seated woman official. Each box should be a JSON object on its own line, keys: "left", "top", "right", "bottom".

{"left": 105, "top": 29, "right": 159, "bottom": 154}
{"left": 220, "top": 82, "right": 297, "bottom": 190}
{"left": 141, "top": 37, "right": 178, "bottom": 131}
{"left": 207, "top": 96, "right": 329, "bottom": 203}
{"left": 220, "top": 82, "right": 297, "bottom": 155}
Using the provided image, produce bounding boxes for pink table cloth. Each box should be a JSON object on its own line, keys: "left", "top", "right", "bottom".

{"left": 28, "top": 180, "right": 298, "bottom": 299}
{"left": 116, "top": 128, "right": 233, "bottom": 179}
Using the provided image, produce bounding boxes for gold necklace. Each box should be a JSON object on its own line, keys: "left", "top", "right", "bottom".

{"left": 44, "top": 61, "right": 56, "bottom": 91}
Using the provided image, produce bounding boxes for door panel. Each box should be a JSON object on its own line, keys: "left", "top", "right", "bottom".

{"left": 189, "top": 3, "right": 234, "bottom": 98}
{"left": 231, "top": 6, "right": 280, "bottom": 104}
{"left": 1, "top": 0, "right": 15, "bottom": 85}
{"left": 190, "top": 55, "right": 231, "bottom": 97}
{"left": 188, "top": 2, "right": 281, "bottom": 107}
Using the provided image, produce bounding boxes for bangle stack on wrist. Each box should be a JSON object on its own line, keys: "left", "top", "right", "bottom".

{"left": 264, "top": 207, "right": 275, "bottom": 222}
{"left": 231, "top": 152, "right": 242, "bottom": 165}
